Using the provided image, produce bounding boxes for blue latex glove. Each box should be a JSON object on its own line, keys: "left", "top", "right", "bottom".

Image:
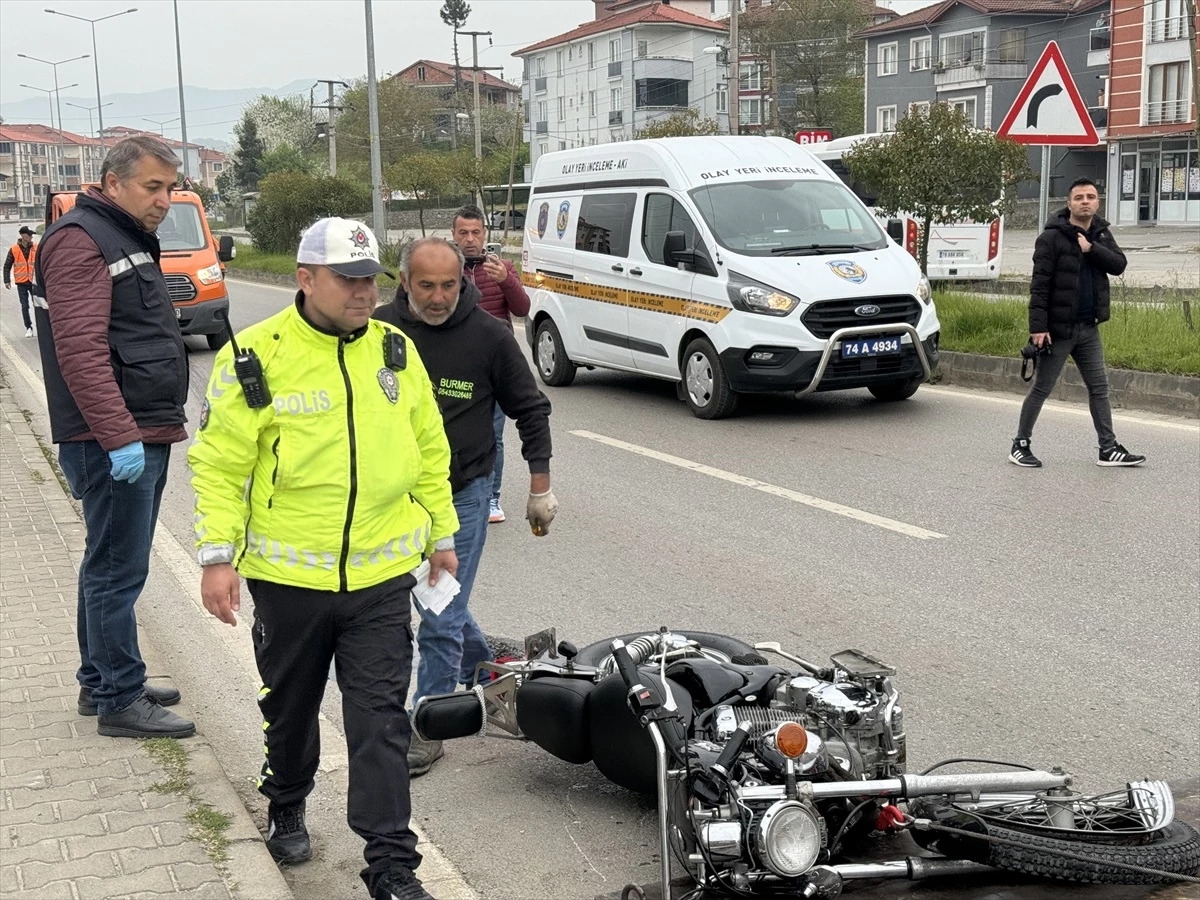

{"left": 108, "top": 441, "right": 146, "bottom": 483}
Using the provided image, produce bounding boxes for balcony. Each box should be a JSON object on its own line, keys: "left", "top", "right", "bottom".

{"left": 632, "top": 56, "right": 693, "bottom": 82}
{"left": 608, "top": 61, "right": 622, "bottom": 78}
{"left": 608, "top": 110, "right": 624, "bottom": 125}
{"left": 1088, "top": 26, "right": 1110, "bottom": 68}
{"left": 534, "top": 77, "right": 547, "bottom": 93}
{"left": 535, "top": 120, "right": 549, "bottom": 134}
{"left": 1150, "top": 16, "right": 1188, "bottom": 43}
{"left": 934, "top": 60, "right": 1027, "bottom": 90}
{"left": 1146, "top": 99, "right": 1190, "bottom": 125}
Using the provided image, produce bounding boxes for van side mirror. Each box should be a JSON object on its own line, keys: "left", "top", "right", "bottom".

{"left": 218, "top": 235, "right": 235, "bottom": 262}
{"left": 663, "top": 230, "right": 687, "bottom": 261}
{"left": 663, "top": 230, "right": 717, "bottom": 277}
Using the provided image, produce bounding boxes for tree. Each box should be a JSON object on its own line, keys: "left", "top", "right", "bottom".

{"left": 386, "top": 151, "right": 453, "bottom": 235}
{"left": 262, "top": 144, "right": 315, "bottom": 177}
{"left": 229, "top": 112, "right": 267, "bottom": 194}
{"left": 740, "top": 0, "right": 869, "bottom": 135}
{"left": 440, "top": 0, "right": 472, "bottom": 94}
{"left": 844, "top": 103, "right": 1035, "bottom": 274}
{"left": 242, "top": 94, "right": 317, "bottom": 153}
{"left": 636, "top": 108, "right": 722, "bottom": 138}
{"left": 335, "top": 78, "right": 436, "bottom": 176}
{"left": 246, "top": 171, "right": 371, "bottom": 253}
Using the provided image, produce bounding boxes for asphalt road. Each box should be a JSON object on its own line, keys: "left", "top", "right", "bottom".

{"left": 2, "top": 242, "right": 1197, "bottom": 900}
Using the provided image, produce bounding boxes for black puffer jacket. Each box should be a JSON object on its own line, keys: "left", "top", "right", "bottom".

{"left": 1029, "top": 209, "right": 1127, "bottom": 339}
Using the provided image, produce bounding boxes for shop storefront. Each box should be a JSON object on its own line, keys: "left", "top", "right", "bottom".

{"left": 1108, "top": 137, "right": 1200, "bottom": 225}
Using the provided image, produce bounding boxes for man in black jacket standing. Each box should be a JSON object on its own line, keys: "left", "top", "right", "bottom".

{"left": 374, "top": 237, "right": 556, "bottom": 776}
{"left": 1010, "top": 178, "right": 1144, "bottom": 468}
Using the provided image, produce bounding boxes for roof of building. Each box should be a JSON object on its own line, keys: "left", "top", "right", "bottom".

{"left": 515, "top": 1, "right": 726, "bottom": 56}
{"left": 0, "top": 123, "right": 99, "bottom": 146}
{"left": 391, "top": 59, "right": 520, "bottom": 91}
{"left": 858, "top": 0, "right": 1106, "bottom": 36}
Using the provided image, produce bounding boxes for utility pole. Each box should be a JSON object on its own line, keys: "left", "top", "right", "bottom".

{"left": 729, "top": 0, "right": 740, "bottom": 136}
{"left": 456, "top": 29, "right": 501, "bottom": 209}
{"left": 312, "top": 79, "right": 349, "bottom": 176}
{"left": 364, "top": 0, "right": 386, "bottom": 236}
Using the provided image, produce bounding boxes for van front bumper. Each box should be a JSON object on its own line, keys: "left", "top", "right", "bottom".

{"left": 176, "top": 294, "right": 229, "bottom": 336}
{"left": 719, "top": 326, "right": 939, "bottom": 395}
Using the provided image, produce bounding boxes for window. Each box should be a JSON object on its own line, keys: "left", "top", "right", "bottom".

{"left": 589, "top": 90, "right": 597, "bottom": 116}
{"left": 560, "top": 141, "right": 568, "bottom": 151}
{"left": 876, "top": 105, "right": 897, "bottom": 131}
{"left": 556, "top": 50, "right": 564, "bottom": 76}
{"left": 588, "top": 42, "right": 595, "bottom": 69}
{"left": 739, "top": 63, "right": 763, "bottom": 92}
{"left": 0, "top": 143, "right": 12, "bottom": 154}
{"left": 995, "top": 28, "right": 1026, "bottom": 64}
{"left": 576, "top": 192, "right": 636, "bottom": 257}
{"left": 739, "top": 97, "right": 763, "bottom": 125}
{"left": 716, "top": 83, "right": 728, "bottom": 113}
{"left": 537, "top": 100, "right": 548, "bottom": 124}
{"left": 637, "top": 40, "right": 649, "bottom": 58}
{"left": 949, "top": 96, "right": 977, "bottom": 125}
{"left": 642, "top": 194, "right": 705, "bottom": 266}
{"left": 908, "top": 100, "right": 931, "bottom": 117}
{"left": 610, "top": 38, "right": 621, "bottom": 61}
{"left": 536, "top": 57, "right": 546, "bottom": 77}
{"left": 1148, "top": 62, "right": 1189, "bottom": 123}
{"left": 558, "top": 97, "right": 566, "bottom": 120}
{"left": 1089, "top": 24, "right": 1111, "bottom": 51}
{"left": 417, "top": 66, "right": 426, "bottom": 81}
{"left": 910, "top": 37, "right": 931, "bottom": 71}
{"left": 939, "top": 30, "right": 985, "bottom": 68}
{"left": 877, "top": 42, "right": 898, "bottom": 77}
{"left": 611, "top": 86, "right": 622, "bottom": 110}
{"left": 1119, "top": 154, "right": 1136, "bottom": 200}
{"left": 212, "top": 162, "right": 223, "bottom": 172}
{"left": 636, "top": 78, "right": 688, "bottom": 108}
{"left": 1150, "top": 0, "right": 1186, "bottom": 41}
{"left": 538, "top": 142, "right": 549, "bottom": 157}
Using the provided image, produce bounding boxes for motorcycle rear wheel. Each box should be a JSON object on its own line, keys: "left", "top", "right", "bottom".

{"left": 574, "top": 631, "right": 759, "bottom": 671}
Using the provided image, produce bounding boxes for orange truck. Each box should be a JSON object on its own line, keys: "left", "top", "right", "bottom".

{"left": 44, "top": 187, "right": 235, "bottom": 350}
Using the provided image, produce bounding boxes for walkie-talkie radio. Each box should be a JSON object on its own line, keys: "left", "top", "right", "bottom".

{"left": 220, "top": 312, "right": 271, "bottom": 409}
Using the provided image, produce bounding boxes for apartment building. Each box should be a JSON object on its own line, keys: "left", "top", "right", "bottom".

{"left": 514, "top": 1, "right": 728, "bottom": 170}
{"left": 0, "top": 124, "right": 102, "bottom": 220}
{"left": 1103, "top": 0, "right": 1198, "bottom": 224}
{"left": 860, "top": 0, "right": 1111, "bottom": 198}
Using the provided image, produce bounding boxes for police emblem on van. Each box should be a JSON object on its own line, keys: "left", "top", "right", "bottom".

{"left": 828, "top": 260, "right": 867, "bottom": 283}
{"left": 854, "top": 304, "right": 881, "bottom": 317}
{"left": 536, "top": 202, "right": 550, "bottom": 238}
{"left": 556, "top": 201, "right": 570, "bottom": 239}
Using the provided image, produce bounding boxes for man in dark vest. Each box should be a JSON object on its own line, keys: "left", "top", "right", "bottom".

{"left": 34, "top": 135, "right": 196, "bottom": 738}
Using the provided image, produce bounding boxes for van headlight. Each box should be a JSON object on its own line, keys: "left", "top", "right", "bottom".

{"left": 916, "top": 273, "right": 931, "bottom": 306}
{"left": 197, "top": 264, "right": 224, "bottom": 285}
{"left": 727, "top": 272, "right": 799, "bottom": 317}
{"left": 754, "top": 800, "right": 822, "bottom": 876}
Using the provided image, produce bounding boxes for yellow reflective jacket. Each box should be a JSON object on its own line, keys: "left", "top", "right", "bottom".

{"left": 189, "top": 302, "right": 458, "bottom": 592}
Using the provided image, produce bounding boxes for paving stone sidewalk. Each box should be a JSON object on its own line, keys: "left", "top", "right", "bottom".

{"left": 0, "top": 382, "right": 292, "bottom": 900}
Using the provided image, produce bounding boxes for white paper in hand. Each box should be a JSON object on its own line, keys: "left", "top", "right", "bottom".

{"left": 410, "top": 559, "right": 461, "bottom": 616}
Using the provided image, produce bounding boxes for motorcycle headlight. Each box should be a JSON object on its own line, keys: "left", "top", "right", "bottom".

{"left": 727, "top": 272, "right": 799, "bottom": 317}
{"left": 916, "top": 273, "right": 931, "bottom": 306}
{"left": 197, "top": 264, "right": 224, "bottom": 285}
{"left": 755, "top": 800, "right": 822, "bottom": 877}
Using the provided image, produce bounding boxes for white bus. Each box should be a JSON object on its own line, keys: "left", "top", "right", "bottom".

{"left": 811, "top": 134, "right": 1003, "bottom": 281}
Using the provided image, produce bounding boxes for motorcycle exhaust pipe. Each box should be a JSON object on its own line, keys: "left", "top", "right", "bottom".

{"left": 829, "top": 858, "right": 997, "bottom": 881}
{"left": 736, "top": 769, "right": 1071, "bottom": 803}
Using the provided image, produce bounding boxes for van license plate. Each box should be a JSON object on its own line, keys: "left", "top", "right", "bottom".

{"left": 841, "top": 337, "right": 901, "bottom": 358}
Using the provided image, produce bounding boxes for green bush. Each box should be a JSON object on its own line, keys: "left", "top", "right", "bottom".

{"left": 246, "top": 172, "right": 371, "bottom": 254}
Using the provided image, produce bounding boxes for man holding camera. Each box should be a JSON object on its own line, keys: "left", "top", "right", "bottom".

{"left": 1009, "top": 178, "right": 1144, "bottom": 469}
{"left": 449, "top": 204, "right": 531, "bottom": 524}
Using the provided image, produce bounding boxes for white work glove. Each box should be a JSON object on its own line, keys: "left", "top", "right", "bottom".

{"left": 526, "top": 489, "right": 558, "bottom": 537}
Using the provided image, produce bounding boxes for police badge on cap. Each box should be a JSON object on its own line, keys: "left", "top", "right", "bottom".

{"left": 377, "top": 368, "right": 399, "bottom": 404}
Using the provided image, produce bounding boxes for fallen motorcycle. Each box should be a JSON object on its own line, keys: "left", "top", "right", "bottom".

{"left": 413, "top": 628, "right": 1200, "bottom": 898}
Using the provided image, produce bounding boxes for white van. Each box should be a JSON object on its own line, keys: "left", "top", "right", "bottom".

{"left": 520, "top": 136, "right": 940, "bottom": 418}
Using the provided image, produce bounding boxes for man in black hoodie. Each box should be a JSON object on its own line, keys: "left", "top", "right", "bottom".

{"left": 1010, "top": 178, "right": 1144, "bottom": 469}
{"left": 374, "top": 237, "right": 556, "bottom": 775}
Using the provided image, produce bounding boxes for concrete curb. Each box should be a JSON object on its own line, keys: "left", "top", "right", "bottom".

{"left": 934, "top": 351, "right": 1200, "bottom": 419}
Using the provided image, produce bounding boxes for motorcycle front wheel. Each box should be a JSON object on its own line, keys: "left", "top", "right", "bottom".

{"left": 913, "top": 789, "right": 1200, "bottom": 885}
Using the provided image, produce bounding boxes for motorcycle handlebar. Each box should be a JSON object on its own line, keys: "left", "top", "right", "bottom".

{"left": 610, "top": 639, "right": 664, "bottom": 714}
{"left": 610, "top": 639, "right": 643, "bottom": 691}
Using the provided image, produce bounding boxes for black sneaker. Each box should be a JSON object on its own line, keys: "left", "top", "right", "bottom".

{"left": 96, "top": 693, "right": 195, "bottom": 738}
{"left": 374, "top": 868, "right": 434, "bottom": 900}
{"left": 1098, "top": 444, "right": 1145, "bottom": 467}
{"left": 79, "top": 683, "right": 181, "bottom": 716}
{"left": 1009, "top": 439, "right": 1042, "bottom": 468}
{"left": 266, "top": 801, "right": 311, "bottom": 864}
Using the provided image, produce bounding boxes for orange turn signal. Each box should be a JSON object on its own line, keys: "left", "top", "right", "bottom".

{"left": 775, "top": 722, "right": 809, "bottom": 759}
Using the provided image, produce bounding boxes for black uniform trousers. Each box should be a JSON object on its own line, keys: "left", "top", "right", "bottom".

{"left": 247, "top": 572, "right": 420, "bottom": 892}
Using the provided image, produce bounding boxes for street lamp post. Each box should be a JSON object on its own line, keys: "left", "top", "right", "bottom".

{"left": 18, "top": 53, "right": 90, "bottom": 189}
{"left": 364, "top": 0, "right": 385, "bottom": 236}
{"left": 20, "top": 80, "right": 81, "bottom": 191}
{"left": 67, "top": 101, "right": 114, "bottom": 181}
{"left": 143, "top": 117, "right": 180, "bottom": 137}
{"left": 172, "top": 0, "right": 190, "bottom": 178}
{"left": 45, "top": 7, "right": 138, "bottom": 150}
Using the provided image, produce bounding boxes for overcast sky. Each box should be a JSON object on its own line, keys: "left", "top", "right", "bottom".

{"left": 2, "top": 0, "right": 936, "bottom": 137}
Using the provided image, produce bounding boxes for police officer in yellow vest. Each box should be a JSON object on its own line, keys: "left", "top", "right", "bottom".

{"left": 4, "top": 225, "right": 37, "bottom": 336}
{"left": 189, "top": 218, "right": 457, "bottom": 900}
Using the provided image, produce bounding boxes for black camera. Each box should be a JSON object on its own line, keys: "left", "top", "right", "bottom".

{"left": 1020, "top": 339, "right": 1051, "bottom": 381}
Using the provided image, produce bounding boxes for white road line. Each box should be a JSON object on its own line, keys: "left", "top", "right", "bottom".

{"left": 225, "top": 277, "right": 296, "bottom": 293}
{"left": 571, "top": 429, "right": 946, "bottom": 541}
{"left": 922, "top": 385, "right": 1199, "bottom": 433}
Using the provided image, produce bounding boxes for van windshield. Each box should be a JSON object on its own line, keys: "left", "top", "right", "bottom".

{"left": 689, "top": 179, "right": 887, "bottom": 256}
{"left": 157, "top": 201, "right": 207, "bottom": 252}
